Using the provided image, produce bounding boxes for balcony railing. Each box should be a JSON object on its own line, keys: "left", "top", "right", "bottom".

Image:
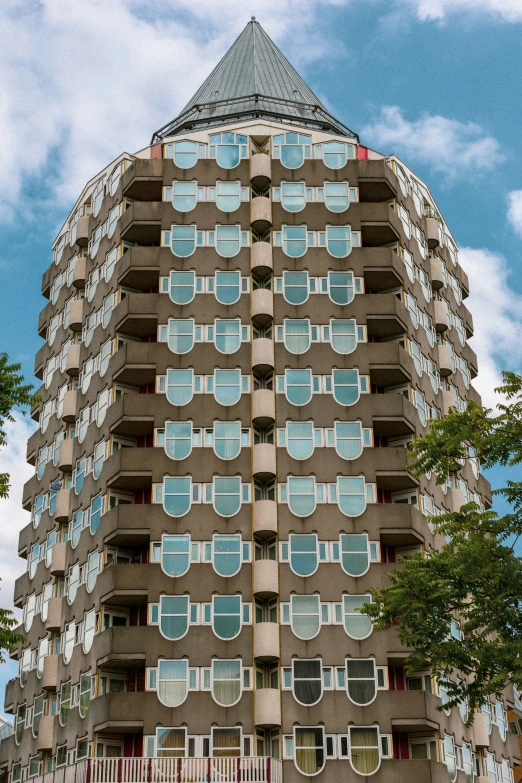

{"left": 32, "top": 757, "right": 282, "bottom": 783}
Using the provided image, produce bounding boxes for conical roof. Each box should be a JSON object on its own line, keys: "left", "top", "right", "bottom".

{"left": 151, "top": 19, "right": 357, "bottom": 142}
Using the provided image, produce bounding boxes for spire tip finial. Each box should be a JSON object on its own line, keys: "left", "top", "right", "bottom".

{"left": 251, "top": 15, "right": 256, "bottom": 21}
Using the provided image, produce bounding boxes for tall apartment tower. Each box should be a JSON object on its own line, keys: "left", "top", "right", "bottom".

{"left": 2, "top": 18, "right": 520, "bottom": 783}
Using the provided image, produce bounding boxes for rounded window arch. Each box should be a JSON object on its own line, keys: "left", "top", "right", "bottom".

{"left": 292, "top": 660, "right": 323, "bottom": 706}
{"left": 293, "top": 727, "right": 326, "bottom": 776}
{"left": 157, "top": 660, "right": 189, "bottom": 707}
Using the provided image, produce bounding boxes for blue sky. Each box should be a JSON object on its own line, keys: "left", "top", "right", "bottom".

{"left": 1, "top": 0, "right": 522, "bottom": 711}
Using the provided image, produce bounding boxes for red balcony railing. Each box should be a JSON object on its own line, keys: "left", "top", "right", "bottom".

{"left": 32, "top": 757, "right": 282, "bottom": 783}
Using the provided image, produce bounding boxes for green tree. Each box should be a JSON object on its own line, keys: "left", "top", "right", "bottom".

{"left": 0, "top": 353, "right": 37, "bottom": 660}
{"left": 367, "top": 371, "right": 522, "bottom": 718}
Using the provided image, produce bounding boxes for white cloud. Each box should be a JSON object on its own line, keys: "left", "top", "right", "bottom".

{"left": 403, "top": 0, "right": 522, "bottom": 22}
{"left": 362, "top": 106, "right": 504, "bottom": 183}
{"left": 460, "top": 247, "right": 522, "bottom": 409}
{"left": 0, "top": 0, "right": 349, "bottom": 222}
{"left": 0, "top": 416, "right": 35, "bottom": 618}
{"left": 507, "top": 190, "right": 522, "bottom": 236}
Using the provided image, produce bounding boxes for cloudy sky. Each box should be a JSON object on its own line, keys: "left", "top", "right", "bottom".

{"left": 1, "top": 0, "right": 522, "bottom": 709}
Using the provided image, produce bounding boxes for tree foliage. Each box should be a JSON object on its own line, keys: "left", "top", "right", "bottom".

{"left": 367, "top": 372, "right": 522, "bottom": 718}
{"left": 0, "top": 352, "right": 37, "bottom": 498}
{"left": 0, "top": 352, "right": 37, "bottom": 660}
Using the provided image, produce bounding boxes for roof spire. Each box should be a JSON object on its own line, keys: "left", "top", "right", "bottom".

{"left": 151, "top": 19, "right": 357, "bottom": 142}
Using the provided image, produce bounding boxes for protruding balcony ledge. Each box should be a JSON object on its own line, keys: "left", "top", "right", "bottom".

{"left": 359, "top": 201, "right": 402, "bottom": 247}
{"left": 110, "top": 342, "right": 156, "bottom": 388}
{"left": 251, "top": 288, "right": 273, "bottom": 324}
{"left": 433, "top": 301, "right": 450, "bottom": 332}
{"left": 250, "top": 196, "right": 272, "bottom": 231}
{"left": 68, "top": 299, "right": 84, "bottom": 332}
{"left": 425, "top": 215, "right": 442, "bottom": 249}
{"left": 106, "top": 393, "right": 156, "bottom": 439}
{"left": 357, "top": 158, "right": 399, "bottom": 202}
{"left": 254, "top": 621, "right": 279, "bottom": 661}
{"left": 251, "top": 337, "right": 274, "bottom": 372}
{"left": 362, "top": 246, "right": 404, "bottom": 292}
{"left": 253, "top": 558, "right": 279, "bottom": 598}
{"left": 429, "top": 255, "right": 445, "bottom": 289}
{"left": 251, "top": 241, "right": 272, "bottom": 273}
{"left": 253, "top": 499, "right": 278, "bottom": 538}
{"left": 365, "top": 293, "right": 409, "bottom": 340}
{"left": 251, "top": 389, "right": 275, "bottom": 425}
{"left": 250, "top": 152, "right": 272, "bottom": 186}
{"left": 117, "top": 246, "right": 161, "bottom": 291}
{"left": 255, "top": 689, "right": 281, "bottom": 728}
{"left": 119, "top": 202, "right": 163, "bottom": 244}
{"left": 72, "top": 255, "right": 87, "bottom": 288}
{"left": 121, "top": 158, "right": 164, "bottom": 201}
{"left": 112, "top": 292, "right": 160, "bottom": 339}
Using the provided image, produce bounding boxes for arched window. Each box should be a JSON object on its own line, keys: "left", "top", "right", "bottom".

{"left": 164, "top": 421, "right": 193, "bottom": 460}
{"left": 24, "top": 594, "right": 36, "bottom": 631}
{"left": 328, "top": 271, "right": 354, "bottom": 304}
{"left": 215, "top": 226, "right": 241, "bottom": 258}
{"left": 157, "top": 660, "right": 189, "bottom": 707}
{"left": 325, "top": 226, "right": 351, "bottom": 258}
{"left": 212, "top": 476, "right": 242, "bottom": 517}
{"left": 339, "top": 534, "right": 370, "bottom": 576}
{"left": 79, "top": 673, "right": 92, "bottom": 718}
{"left": 290, "top": 595, "right": 321, "bottom": 640}
{"left": 443, "top": 735, "right": 457, "bottom": 783}
{"left": 215, "top": 319, "right": 241, "bottom": 353}
{"left": 215, "top": 181, "right": 241, "bottom": 211}
{"left": 85, "top": 551, "right": 100, "bottom": 593}
{"left": 284, "top": 369, "right": 313, "bottom": 406}
{"left": 32, "top": 695, "right": 45, "bottom": 738}
{"left": 282, "top": 271, "right": 309, "bottom": 304}
{"left": 215, "top": 270, "right": 241, "bottom": 304}
{"left": 166, "top": 369, "right": 194, "bottom": 406}
{"left": 59, "top": 682, "right": 72, "bottom": 727}
{"left": 273, "top": 132, "right": 311, "bottom": 169}
{"left": 173, "top": 181, "right": 197, "bottom": 211}
{"left": 89, "top": 494, "right": 105, "bottom": 534}
{"left": 324, "top": 182, "right": 350, "bottom": 211}
{"left": 70, "top": 508, "right": 84, "bottom": 549}
{"left": 37, "top": 638, "right": 49, "bottom": 678}
{"left": 348, "top": 727, "right": 381, "bottom": 775}
{"left": 294, "top": 727, "right": 325, "bottom": 776}
{"left": 212, "top": 595, "right": 242, "bottom": 640}
{"left": 288, "top": 477, "right": 316, "bottom": 518}
{"left": 167, "top": 319, "right": 195, "bottom": 354}
{"left": 214, "top": 369, "right": 242, "bottom": 406}
{"left": 332, "top": 369, "right": 361, "bottom": 406}
{"left": 346, "top": 659, "right": 377, "bottom": 705}
{"left": 281, "top": 226, "right": 307, "bottom": 257}
{"left": 163, "top": 477, "right": 192, "bottom": 517}
{"left": 319, "top": 141, "right": 353, "bottom": 169}
{"left": 343, "top": 595, "right": 372, "bottom": 640}
{"left": 209, "top": 132, "right": 247, "bottom": 168}
{"left": 67, "top": 563, "right": 80, "bottom": 604}
{"left": 161, "top": 535, "right": 191, "bottom": 577}
{"left": 212, "top": 659, "right": 242, "bottom": 706}
{"left": 159, "top": 595, "right": 190, "bottom": 640}
{"left": 171, "top": 141, "right": 199, "bottom": 169}
{"left": 286, "top": 422, "right": 314, "bottom": 460}
{"left": 83, "top": 609, "right": 96, "bottom": 654}
{"left": 15, "top": 705, "right": 26, "bottom": 745}
{"left": 171, "top": 225, "right": 197, "bottom": 257}
{"left": 330, "top": 319, "right": 357, "bottom": 354}
{"left": 292, "top": 660, "right": 323, "bottom": 706}
{"left": 288, "top": 534, "right": 319, "bottom": 577}
{"left": 213, "top": 421, "right": 242, "bottom": 460}
{"left": 212, "top": 534, "right": 242, "bottom": 577}
{"left": 168, "top": 270, "right": 196, "bottom": 304}
{"left": 63, "top": 621, "right": 76, "bottom": 663}
{"left": 337, "top": 477, "right": 367, "bottom": 517}
{"left": 28, "top": 542, "right": 40, "bottom": 579}
{"left": 279, "top": 181, "right": 306, "bottom": 212}
{"left": 334, "top": 421, "right": 365, "bottom": 460}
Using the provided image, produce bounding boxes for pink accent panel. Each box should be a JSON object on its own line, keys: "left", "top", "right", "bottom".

{"left": 150, "top": 144, "right": 162, "bottom": 159}
{"left": 400, "top": 733, "right": 409, "bottom": 759}
{"left": 357, "top": 145, "right": 368, "bottom": 160}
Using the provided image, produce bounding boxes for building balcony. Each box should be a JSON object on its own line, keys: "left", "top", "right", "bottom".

{"left": 117, "top": 246, "right": 161, "bottom": 291}
{"left": 250, "top": 152, "right": 272, "bottom": 186}
{"left": 72, "top": 255, "right": 87, "bottom": 288}
{"left": 110, "top": 341, "right": 157, "bottom": 388}
{"left": 37, "top": 715, "right": 55, "bottom": 751}
{"left": 255, "top": 689, "right": 281, "bottom": 728}
{"left": 251, "top": 241, "right": 272, "bottom": 274}
{"left": 251, "top": 196, "right": 272, "bottom": 231}
{"left": 98, "top": 502, "right": 159, "bottom": 547}
{"left": 254, "top": 621, "right": 279, "bottom": 661}
{"left": 252, "top": 443, "right": 276, "bottom": 479}
{"left": 429, "top": 255, "right": 445, "bottom": 289}
{"left": 102, "top": 447, "right": 154, "bottom": 493}
{"left": 121, "top": 158, "right": 164, "bottom": 201}
{"left": 425, "top": 216, "right": 442, "bottom": 248}
{"left": 251, "top": 337, "right": 274, "bottom": 372}
{"left": 437, "top": 344, "right": 453, "bottom": 377}
{"left": 119, "top": 202, "right": 163, "bottom": 244}
{"left": 49, "top": 541, "right": 67, "bottom": 576}
{"left": 360, "top": 201, "right": 402, "bottom": 246}
{"left": 34, "top": 343, "right": 46, "bottom": 378}
{"left": 367, "top": 340, "right": 415, "bottom": 387}
{"left": 251, "top": 389, "right": 275, "bottom": 425}
{"left": 251, "top": 288, "right": 273, "bottom": 324}
{"left": 253, "top": 558, "right": 279, "bottom": 598}
{"left": 253, "top": 499, "right": 278, "bottom": 538}
{"left": 45, "top": 596, "right": 64, "bottom": 632}
{"left": 61, "top": 389, "right": 78, "bottom": 421}
{"left": 58, "top": 437, "right": 74, "bottom": 471}
{"left": 3, "top": 679, "right": 15, "bottom": 714}
{"left": 433, "top": 301, "right": 450, "bottom": 332}
{"left": 42, "top": 654, "right": 59, "bottom": 690}
{"left": 96, "top": 562, "right": 150, "bottom": 606}
{"left": 361, "top": 246, "right": 405, "bottom": 292}
{"left": 365, "top": 293, "right": 409, "bottom": 340}
{"left": 68, "top": 299, "right": 84, "bottom": 331}
{"left": 106, "top": 393, "right": 156, "bottom": 440}
{"left": 357, "top": 158, "right": 399, "bottom": 202}
{"left": 42, "top": 757, "right": 282, "bottom": 783}
{"left": 66, "top": 343, "right": 81, "bottom": 376}
{"left": 112, "top": 292, "right": 159, "bottom": 339}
